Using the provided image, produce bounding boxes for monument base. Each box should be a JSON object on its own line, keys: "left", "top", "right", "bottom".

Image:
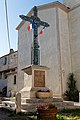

{"left": 20, "top": 86, "right": 53, "bottom": 98}
{"left": 21, "top": 65, "right": 53, "bottom": 98}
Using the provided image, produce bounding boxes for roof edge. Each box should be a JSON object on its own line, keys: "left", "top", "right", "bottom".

{"left": 0, "top": 50, "right": 18, "bottom": 59}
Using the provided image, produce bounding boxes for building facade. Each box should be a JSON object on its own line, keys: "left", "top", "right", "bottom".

{"left": 0, "top": 49, "right": 18, "bottom": 96}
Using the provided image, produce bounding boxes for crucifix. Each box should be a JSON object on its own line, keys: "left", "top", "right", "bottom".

{"left": 19, "top": 6, "right": 50, "bottom": 65}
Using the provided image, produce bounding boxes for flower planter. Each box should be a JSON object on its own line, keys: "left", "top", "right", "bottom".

{"left": 37, "top": 108, "right": 57, "bottom": 120}
{"left": 36, "top": 92, "right": 51, "bottom": 98}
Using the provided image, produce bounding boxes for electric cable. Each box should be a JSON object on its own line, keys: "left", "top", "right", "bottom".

{"left": 5, "top": 0, "right": 11, "bottom": 50}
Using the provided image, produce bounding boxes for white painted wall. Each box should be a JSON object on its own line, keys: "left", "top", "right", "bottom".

{"left": 38, "top": 7, "right": 61, "bottom": 96}
{"left": 64, "top": 0, "right": 80, "bottom": 8}
{"left": 58, "top": 8, "right": 71, "bottom": 93}
{"left": 68, "top": 6, "right": 80, "bottom": 90}
{"left": 17, "top": 20, "right": 32, "bottom": 91}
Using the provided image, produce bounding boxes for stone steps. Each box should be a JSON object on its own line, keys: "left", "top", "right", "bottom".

{"left": 1, "top": 97, "right": 63, "bottom": 111}
{"left": 25, "top": 97, "right": 63, "bottom": 103}
{"left": 8, "top": 97, "right": 63, "bottom": 104}
{"left": 1, "top": 97, "right": 80, "bottom": 112}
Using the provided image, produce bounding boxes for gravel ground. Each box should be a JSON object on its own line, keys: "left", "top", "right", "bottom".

{"left": 0, "top": 108, "right": 11, "bottom": 120}
{"left": 0, "top": 107, "right": 32, "bottom": 120}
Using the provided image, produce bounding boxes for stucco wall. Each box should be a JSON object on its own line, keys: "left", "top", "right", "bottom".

{"left": 58, "top": 8, "right": 71, "bottom": 93}
{"left": 68, "top": 6, "right": 80, "bottom": 90}
{"left": 39, "top": 7, "right": 71, "bottom": 96}
{"left": 38, "top": 7, "right": 61, "bottom": 96}
{"left": 17, "top": 20, "right": 33, "bottom": 91}
{"left": 64, "top": 0, "right": 80, "bottom": 8}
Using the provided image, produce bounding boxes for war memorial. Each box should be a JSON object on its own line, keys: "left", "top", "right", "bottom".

{"left": 15, "top": 0, "right": 80, "bottom": 113}
{"left": 16, "top": 0, "right": 80, "bottom": 98}
{"left": 1, "top": 1, "right": 80, "bottom": 118}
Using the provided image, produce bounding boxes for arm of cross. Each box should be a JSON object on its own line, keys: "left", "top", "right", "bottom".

{"left": 40, "top": 21, "right": 50, "bottom": 27}
{"left": 19, "top": 15, "right": 33, "bottom": 23}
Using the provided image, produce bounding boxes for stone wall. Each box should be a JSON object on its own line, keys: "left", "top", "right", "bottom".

{"left": 0, "top": 51, "right": 17, "bottom": 72}
{"left": 0, "top": 79, "right": 7, "bottom": 92}
{"left": 7, "top": 73, "right": 17, "bottom": 96}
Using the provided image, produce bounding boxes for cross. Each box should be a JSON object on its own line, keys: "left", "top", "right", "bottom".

{"left": 19, "top": 6, "right": 50, "bottom": 65}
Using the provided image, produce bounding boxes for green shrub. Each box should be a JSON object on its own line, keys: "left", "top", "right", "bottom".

{"left": 64, "top": 73, "right": 79, "bottom": 102}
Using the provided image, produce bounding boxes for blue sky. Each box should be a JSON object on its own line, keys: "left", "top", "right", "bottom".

{"left": 0, "top": 0, "right": 63, "bottom": 57}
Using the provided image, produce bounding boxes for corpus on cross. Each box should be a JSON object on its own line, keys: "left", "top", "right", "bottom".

{"left": 19, "top": 6, "right": 50, "bottom": 65}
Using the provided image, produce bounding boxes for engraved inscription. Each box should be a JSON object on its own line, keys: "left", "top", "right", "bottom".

{"left": 34, "top": 70, "right": 45, "bottom": 87}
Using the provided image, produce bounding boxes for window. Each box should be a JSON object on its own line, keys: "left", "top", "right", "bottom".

{"left": 11, "top": 69, "right": 15, "bottom": 72}
{"left": 4, "top": 72, "right": 7, "bottom": 79}
{"left": 3, "top": 57, "right": 7, "bottom": 65}
{"left": 4, "top": 75, "right": 7, "bottom": 79}
{"left": 10, "top": 56, "right": 13, "bottom": 64}
{"left": 14, "top": 75, "right": 16, "bottom": 84}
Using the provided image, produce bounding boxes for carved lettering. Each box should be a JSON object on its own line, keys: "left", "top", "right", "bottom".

{"left": 34, "top": 70, "right": 45, "bottom": 87}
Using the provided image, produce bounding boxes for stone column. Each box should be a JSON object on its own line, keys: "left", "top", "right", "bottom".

{"left": 15, "top": 92, "right": 21, "bottom": 114}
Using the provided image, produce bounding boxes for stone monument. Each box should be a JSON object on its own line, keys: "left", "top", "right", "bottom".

{"left": 19, "top": 6, "right": 52, "bottom": 98}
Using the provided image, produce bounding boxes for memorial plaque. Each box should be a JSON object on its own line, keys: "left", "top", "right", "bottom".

{"left": 34, "top": 70, "right": 45, "bottom": 87}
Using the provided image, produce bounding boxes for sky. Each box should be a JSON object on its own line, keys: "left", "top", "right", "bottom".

{"left": 0, "top": 0, "right": 63, "bottom": 57}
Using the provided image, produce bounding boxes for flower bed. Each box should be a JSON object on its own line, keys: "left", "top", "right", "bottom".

{"left": 36, "top": 92, "right": 51, "bottom": 98}
{"left": 36, "top": 88, "right": 52, "bottom": 98}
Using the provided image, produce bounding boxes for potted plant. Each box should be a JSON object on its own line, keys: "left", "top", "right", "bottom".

{"left": 37, "top": 103, "right": 57, "bottom": 120}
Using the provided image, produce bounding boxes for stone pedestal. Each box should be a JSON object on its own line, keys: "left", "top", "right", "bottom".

{"left": 20, "top": 65, "right": 52, "bottom": 98}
